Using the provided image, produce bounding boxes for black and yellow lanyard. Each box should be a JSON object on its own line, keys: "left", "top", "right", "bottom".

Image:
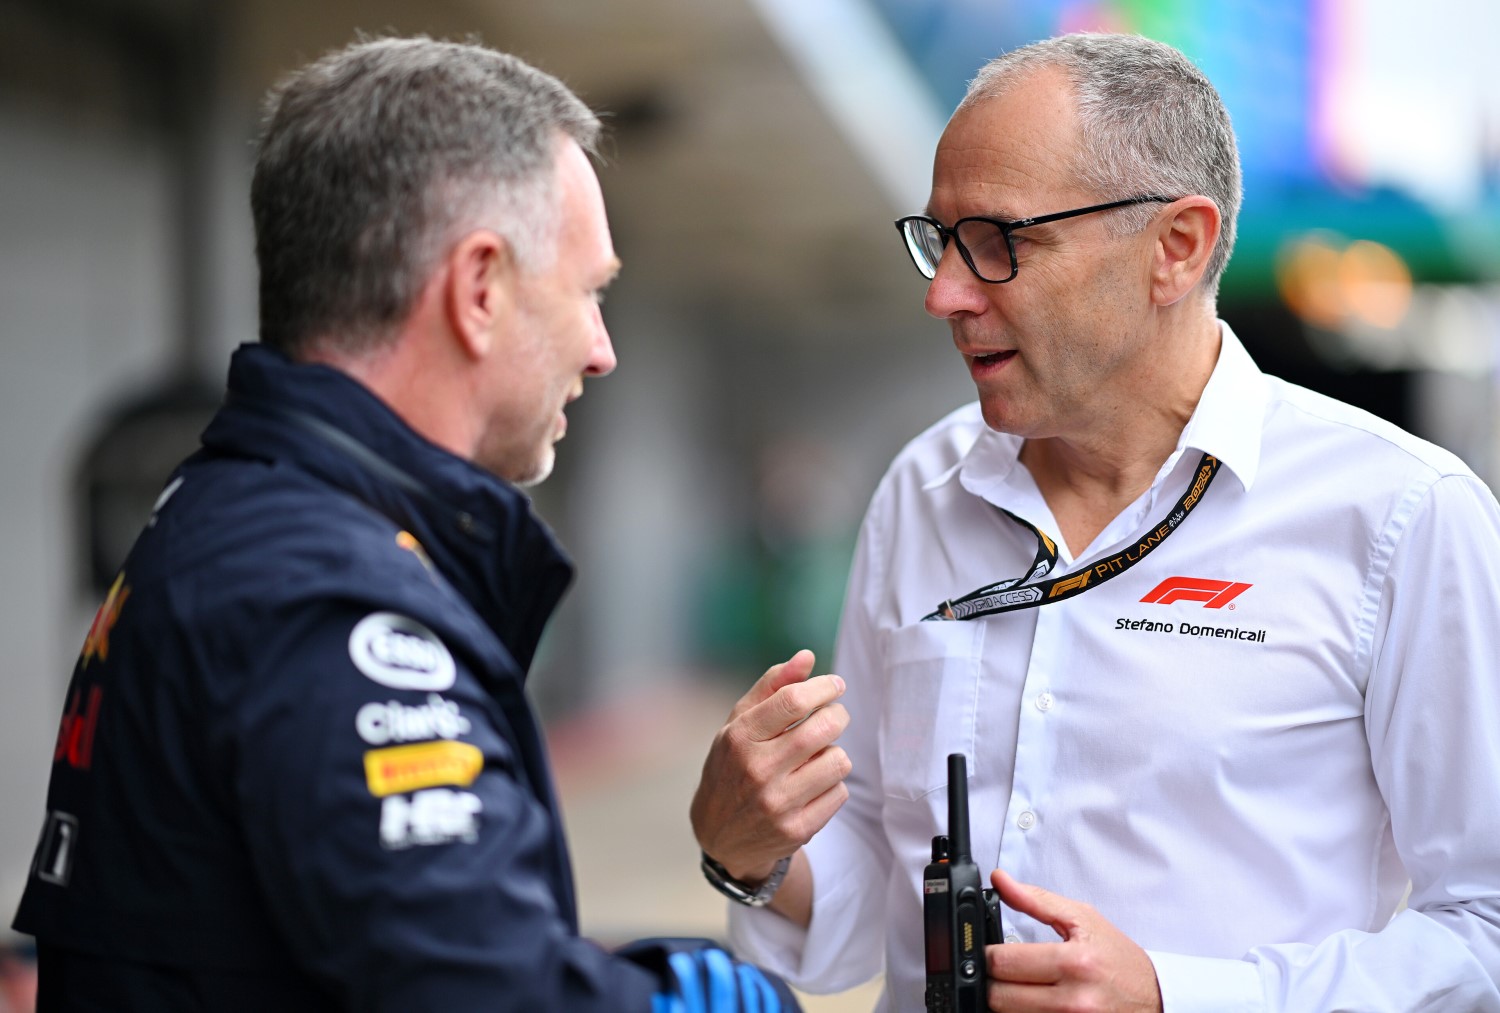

{"left": 923, "top": 452, "right": 1220, "bottom": 621}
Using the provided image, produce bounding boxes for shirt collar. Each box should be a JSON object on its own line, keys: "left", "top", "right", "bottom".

{"left": 1175, "top": 320, "right": 1265, "bottom": 493}
{"left": 927, "top": 319, "right": 1267, "bottom": 497}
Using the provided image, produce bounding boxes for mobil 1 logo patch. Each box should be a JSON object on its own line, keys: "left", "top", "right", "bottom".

{"left": 349, "top": 612, "right": 456, "bottom": 692}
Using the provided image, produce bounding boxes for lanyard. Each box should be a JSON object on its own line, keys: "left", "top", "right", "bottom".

{"left": 923, "top": 452, "right": 1220, "bottom": 621}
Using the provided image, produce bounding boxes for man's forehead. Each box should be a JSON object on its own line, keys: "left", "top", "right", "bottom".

{"left": 926, "top": 146, "right": 1064, "bottom": 218}
{"left": 927, "top": 72, "right": 1082, "bottom": 217}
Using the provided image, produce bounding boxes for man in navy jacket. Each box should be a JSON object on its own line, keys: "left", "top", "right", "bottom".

{"left": 13, "top": 36, "right": 819, "bottom": 1012}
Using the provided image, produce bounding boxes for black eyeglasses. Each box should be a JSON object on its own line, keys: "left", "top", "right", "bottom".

{"left": 894, "top": 195, "right": 1176, "bottom": 284}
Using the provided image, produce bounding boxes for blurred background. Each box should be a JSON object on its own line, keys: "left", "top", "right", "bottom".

{"left": 2, "top": 0, "right": 1498, "bottom": 1009}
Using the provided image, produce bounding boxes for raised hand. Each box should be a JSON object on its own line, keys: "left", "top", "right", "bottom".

{"left": 690, "top": 650, "right": 851, "bottom": 883}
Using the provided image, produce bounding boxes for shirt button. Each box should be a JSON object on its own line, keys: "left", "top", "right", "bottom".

{"left": 1003, "top": 933, "right": 1021, "bottom": 944}
{"left": 1017, "top": 810, "right": 1036, "bottom": 830}
{"left": 1034, "top": 692, "right": 1054, "bottom": 712}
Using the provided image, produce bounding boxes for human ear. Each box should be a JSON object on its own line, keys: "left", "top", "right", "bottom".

{"left": 1150, "top": 198, "right": 1220, "bottom": 307}
{"left": 444, "top": 229, "right": 515, "bottom": 359}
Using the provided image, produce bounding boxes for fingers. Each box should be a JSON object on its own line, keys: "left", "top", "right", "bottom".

{"left": 984, "top": 874, "right": 1163, "bottom": 1012}
{"left": 991, "top": 869, "right": 1082, "bottom": 941}
{"left": 779, "top": 739, "right": 853, "bottom": 813}
{"left": 786, "top": 703, "right": 850, "bottom": 761}
{"left": 741, "top": 673, "right": 845, "bottom": 743}
{"left": 796, "top": 774, "right": 850, "bottom": 838}
{"left": 987, "top": 941, "right": 1065, "bottom": 985}
{"left": 730, "top": 649, "right": 816, "bottom": 721}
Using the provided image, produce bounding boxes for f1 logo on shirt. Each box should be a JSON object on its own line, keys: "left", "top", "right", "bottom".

{"left": 1141, "top": 576, "right": 1251, "bottom": 609}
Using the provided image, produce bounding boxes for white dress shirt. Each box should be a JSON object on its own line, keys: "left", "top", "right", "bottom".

{"left": 729, "top": 324, "right": 1500, "bottom": 1012}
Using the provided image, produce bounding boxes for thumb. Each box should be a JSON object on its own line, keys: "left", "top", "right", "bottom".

{"left": 991, "top": 868, "right": 1081, "bottom": 942}
{"left": 732, "top": 649, "right": 816, "bottom": 718}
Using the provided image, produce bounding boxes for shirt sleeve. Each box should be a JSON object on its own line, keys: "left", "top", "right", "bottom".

{"left": 728, "top": 484, "right": 894, "bottom": 993}
{"left": 222, "top": 598, "right": 661, "bottom": 1013}
{"left": 1149, "top": 472, "right": 1500, "bottom": 1012}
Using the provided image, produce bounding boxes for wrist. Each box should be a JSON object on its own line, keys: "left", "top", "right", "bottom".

{"left": 700, "top": 851, "right": 792, "bottom": 907}
{"left": 723, "top": 859, "right": 777, "bottom": 885}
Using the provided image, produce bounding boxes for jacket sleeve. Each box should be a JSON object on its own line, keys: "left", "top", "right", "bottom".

{"left": 1147, "top": 473, "right": 1500, "bottom": 1012}
{"left": 220, "top": 596, "right": 661, "bottom": 1013}
{"left": 728, "top": 485, "right": 894, "bottom": 993}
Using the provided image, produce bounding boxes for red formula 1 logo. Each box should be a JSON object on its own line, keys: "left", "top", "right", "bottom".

{"left": 1141, "top": 576, "right": 1251, "bottom": 609}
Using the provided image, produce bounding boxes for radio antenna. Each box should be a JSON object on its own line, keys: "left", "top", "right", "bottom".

{"left": 947, "top": 753, "right": 971, "bottom": 864}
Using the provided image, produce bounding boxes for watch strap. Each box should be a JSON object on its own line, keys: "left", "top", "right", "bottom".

{"left": 699, "top": 851, "right": 791, "bottom": 908}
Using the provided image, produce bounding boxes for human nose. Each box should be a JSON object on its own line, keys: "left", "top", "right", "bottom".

{"left": 923, "top": 241, "right": 989, "bottom": 320}
{"left": 586, "top": 308, "right": 617, "bottom": 377}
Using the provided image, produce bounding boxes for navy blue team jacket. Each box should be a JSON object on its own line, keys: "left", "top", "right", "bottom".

{"left": 14, "top": 344, "right": 661, "bottom": 1011}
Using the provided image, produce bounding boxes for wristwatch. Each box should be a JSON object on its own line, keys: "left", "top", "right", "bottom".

{"left": 699, "top": 851, "right": 791, "bottom": 907}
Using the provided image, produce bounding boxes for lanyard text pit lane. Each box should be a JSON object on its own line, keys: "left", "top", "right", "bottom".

{"left": 923, "top": 452, "right": 1220, "bottom": 622}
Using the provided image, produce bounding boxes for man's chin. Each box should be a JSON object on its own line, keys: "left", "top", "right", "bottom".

{"left": 510, "top": 448, "right": 556, "bottom": 489}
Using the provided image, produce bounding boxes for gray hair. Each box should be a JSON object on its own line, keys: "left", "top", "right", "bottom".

{"left": 963, "top": 34, "right": 1242, "bottom": 299}
{"left": 251, "top": 36, "right": 601, "bottom": 356}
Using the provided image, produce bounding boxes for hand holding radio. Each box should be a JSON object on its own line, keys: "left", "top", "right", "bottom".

{"left": 983, "top": 869, "right": 1162, "bottom": 1013}
{"left": 924, "top": 757, "right": 1161, "bottom": 1012}
{"left": 923, "top": 754, "right": 1000, "bottom": 1013}
{"left": 690, "top": 649, "right": 851, "bottom": 885}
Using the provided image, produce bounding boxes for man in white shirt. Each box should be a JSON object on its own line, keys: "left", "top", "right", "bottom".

{"left": 688, "top": 32, "right": 1500, "bottom": 1013}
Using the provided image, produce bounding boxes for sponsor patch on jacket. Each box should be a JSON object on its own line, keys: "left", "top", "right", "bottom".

{"left": 54, "top": 685, "right": 104, "bottom": 771}
{"left": 33, "top": 811, "right": 80, "bottom": 887}
{"left": 81, "top": 572, "right": 130, "bottom": 668}
{"left": 363, "top": 740, "right": 483, "bottom": 798}
{"left": 356, "top": 694, "right": 472, "bottom": 746}
{"left": 395, "top": 530, "right": 437, "bottom": 575}
{"left": 348, "top": 612, "right": 456, "bottom": 691}
{"left": 380, "top": 788, "right": 483, "bottom": 849}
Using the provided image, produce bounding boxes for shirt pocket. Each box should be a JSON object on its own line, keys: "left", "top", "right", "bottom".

{"left": 877, "top": 620, "right": 985, "bottom": 802}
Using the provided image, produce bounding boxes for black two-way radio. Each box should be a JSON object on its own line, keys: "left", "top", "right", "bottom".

{"left": 923, "top": 753, "right": 1001, "bottom": 1013}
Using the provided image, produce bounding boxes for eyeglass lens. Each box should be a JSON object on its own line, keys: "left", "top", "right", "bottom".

{"left": 902, "top": 219, "right": 1012, "bottom": 282}
{"left": 956, "top": 220, "right": 1011, "bottom": 280}
{"left": 902, "top": 221, "right": 946, "bottom": 279}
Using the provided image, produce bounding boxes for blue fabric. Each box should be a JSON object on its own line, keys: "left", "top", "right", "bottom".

{"left": 653, "top": 994, "right": 686, "bottom": 1013}
{"left": 668, "top": 952, "right": 707, "bottom": 1013}
{"left": 631, "top": 939, "right": 792, "bottom": 1013}
{"left": 737, "top": 961, "right": 775, "bottom": 1013}
{"left": 702, "top": 948, "right": 738, "bottom": 1011}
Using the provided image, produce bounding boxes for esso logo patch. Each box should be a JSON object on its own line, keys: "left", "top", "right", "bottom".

{"left": 348, "top": 613, "right": 456, "bottom": 691}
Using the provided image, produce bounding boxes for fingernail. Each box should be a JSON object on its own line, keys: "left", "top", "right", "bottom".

{"left": 833, "top": 675, "right": 846, "bottom": 693}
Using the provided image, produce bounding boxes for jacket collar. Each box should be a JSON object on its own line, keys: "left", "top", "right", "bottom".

{"left": 200, "top": 343, "right": 573, "bottom": 675}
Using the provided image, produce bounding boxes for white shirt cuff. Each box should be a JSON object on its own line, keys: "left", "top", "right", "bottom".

{"left": 728, "top": 860, "right": 870, "bottom": 992}
{"left": 1148, "top": 950, "right": 1264, "bottom": 1013}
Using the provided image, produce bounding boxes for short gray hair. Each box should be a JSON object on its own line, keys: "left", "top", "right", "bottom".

{"left": 963, "top": 33, "right": 1242, "bottom": 299}
{"left": 252, "top": 36, "right": 601, "bottom": 356}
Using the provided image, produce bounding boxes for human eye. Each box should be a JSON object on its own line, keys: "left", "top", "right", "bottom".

{"left": 590, "top": 260, "right": 622, "bottom": 306}
{"left": 956, "top": 219, "right": 1011, "bottom": 276}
